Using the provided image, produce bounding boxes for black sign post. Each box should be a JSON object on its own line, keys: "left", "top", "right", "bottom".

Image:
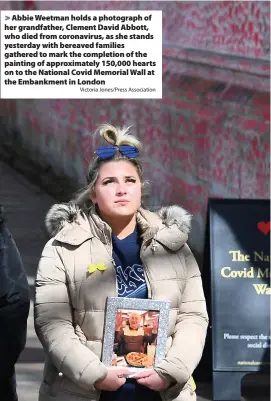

{"left": 208, "top": 199, "right": 270, "bottom": 400}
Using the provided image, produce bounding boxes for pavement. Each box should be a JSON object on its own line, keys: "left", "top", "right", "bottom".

{"left": 0, "top": 160, "right": 269, "bottom": 401}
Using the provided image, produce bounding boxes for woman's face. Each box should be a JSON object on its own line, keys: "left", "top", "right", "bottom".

{"left": 91, "top": 160, "right": 142, "bottom": 221}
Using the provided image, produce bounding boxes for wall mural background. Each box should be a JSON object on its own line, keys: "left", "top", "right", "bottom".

{"left": 0, "top": 1, "right": 269, "bottom": 257}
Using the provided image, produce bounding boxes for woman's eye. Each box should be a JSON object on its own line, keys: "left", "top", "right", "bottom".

{"left": 126, "top": 178, "right": 136, "bottom": 183}
{"left": 103, "top": 179, "right": 114, "bottom": 185}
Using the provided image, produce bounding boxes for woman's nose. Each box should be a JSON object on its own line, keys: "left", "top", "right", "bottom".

{"left": 116, "top": 183, "right": 127, "bottom": 195}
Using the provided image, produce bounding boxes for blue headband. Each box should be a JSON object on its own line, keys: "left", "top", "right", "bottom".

{"left": 95, "top": 145, "right": 139, "bottom": 160}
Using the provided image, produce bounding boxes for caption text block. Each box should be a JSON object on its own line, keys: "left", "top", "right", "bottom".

{"left": 1, "top": 10, "right": 162, "bottom": 99}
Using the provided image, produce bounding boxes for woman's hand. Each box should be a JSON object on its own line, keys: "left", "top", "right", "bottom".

{"left": 94, "top": 367, "right": 130, "bottom": 391}
{"left": 135, "top": 370, "right": 170, "bottom": 391}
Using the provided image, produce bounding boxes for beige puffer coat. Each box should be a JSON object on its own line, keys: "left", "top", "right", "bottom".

{"left": 34, "top": 204, "right": 208, "bottom": 401}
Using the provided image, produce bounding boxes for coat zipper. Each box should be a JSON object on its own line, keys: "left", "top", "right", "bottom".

{"left": 102, "top": 227, "right": 118, "bottom": 296}
{"left": 140, "top": 239, "right": 152, "bottom": 299}
{"left": 140, "top": 238, "right": 170, "bottom": 401}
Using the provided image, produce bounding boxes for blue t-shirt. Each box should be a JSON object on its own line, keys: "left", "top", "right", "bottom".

{"left": 112, "top": 227, "right": 148, "bottom": 299}
{"left": 100, "top": 227, "right": 161, "bottom": 401}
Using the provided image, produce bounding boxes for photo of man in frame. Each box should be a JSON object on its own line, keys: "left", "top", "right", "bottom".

{"left": 112, "top": 309, "right": 159, "bottom": 368}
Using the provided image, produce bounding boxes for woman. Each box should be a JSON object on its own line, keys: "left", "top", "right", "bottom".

{"left": 34, "top": 124, "right": 208, "bottom": 401}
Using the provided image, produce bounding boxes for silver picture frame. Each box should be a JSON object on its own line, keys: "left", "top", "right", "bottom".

{"left": 102, "top": 297, "right": 171, "bottom": 374}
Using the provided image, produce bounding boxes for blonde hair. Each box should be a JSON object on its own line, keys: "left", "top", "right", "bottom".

{"left": 74, "top": 124, "right": 149, "bottom": 210}
{"left": 97, "top": 123, "right": 142, "bottom": 150}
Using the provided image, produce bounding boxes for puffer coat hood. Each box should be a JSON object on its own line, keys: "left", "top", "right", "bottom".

{"left": 44, "top": 202, "right": 192, "bottom": 252}
{"left": 45, "top": 203, "right": 192, "bottom": 238}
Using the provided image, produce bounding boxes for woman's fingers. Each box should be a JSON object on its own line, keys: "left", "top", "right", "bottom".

{"left": 134, "top": 369, "right": 153, "bottom": 379}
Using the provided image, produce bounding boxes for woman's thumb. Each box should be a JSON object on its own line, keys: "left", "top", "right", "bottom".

{"left": 116, "top": 368, "right": 130, "bottom": 377}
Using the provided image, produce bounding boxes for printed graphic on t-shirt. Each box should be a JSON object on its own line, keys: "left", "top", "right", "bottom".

{"left": 115, "top": 264, "right": 148, "bottom": 298}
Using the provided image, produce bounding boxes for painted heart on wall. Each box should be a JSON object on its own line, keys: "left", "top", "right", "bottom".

{"left": 257, "top": 221, "right": 270, "bottom": 235}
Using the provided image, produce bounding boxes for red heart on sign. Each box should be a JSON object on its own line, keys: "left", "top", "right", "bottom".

{"left": 257, "top": 222, "right": 270, "bottom": 235}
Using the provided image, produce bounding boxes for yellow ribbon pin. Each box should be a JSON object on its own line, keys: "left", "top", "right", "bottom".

{"left": 87, "top": 262, "right": 107, "bottom": 274}
{"left": 190, "top": 376, "right": 196, "bottom": 392}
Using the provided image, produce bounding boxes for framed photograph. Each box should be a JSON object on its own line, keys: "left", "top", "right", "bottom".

{"left": 102, "top": 297, "right": 170, "bottom": 375}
